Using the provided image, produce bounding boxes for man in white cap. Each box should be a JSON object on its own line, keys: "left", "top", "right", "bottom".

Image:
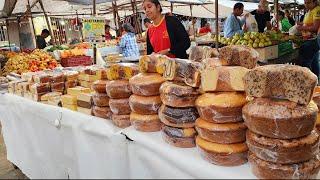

{"left": 250, "top": 0, "right": 272, "bottom": 32}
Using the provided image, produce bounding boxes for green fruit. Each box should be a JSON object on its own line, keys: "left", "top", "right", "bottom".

{"left": 249, "top": 39, "right": 253, "bottom": 44}
{"left": 234, "top": 36, "right": 240, "bottom": 40}
{"left": 236, "top": 41, "right": 241, "bottom": 45}
{"left": 242, "top": 41, "right": 248, "bottom": 45}
{"left": 260, "top": 38, "right": 265, "bottom": 43}
{"left": 253, "top": 43, "right": 258, "bottom": 48}
{"left": 254, "top": 39, "right": 260, "bottom": 43}
{"left": 259, "top": 42, "right": 264, "bottom": 48}
{"left": 264, "top": 42, "right": 269, "bottom": 46}
{"left": 244, "top": 35, "right": 249, "bottom": 40}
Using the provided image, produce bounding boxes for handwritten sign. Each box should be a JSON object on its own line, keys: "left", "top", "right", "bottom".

{"left": 82, "top": 17, "right": 105, "bottom": 42}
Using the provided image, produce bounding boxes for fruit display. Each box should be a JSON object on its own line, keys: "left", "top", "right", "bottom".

{"left": 46, "top": 45, "right": 69, "bottom": 52}
{"left": 2, "top": 49, "right": 59, "bottom": 76}
{"left": 219, "top": 32, "right": 273, "bottom": 48}
{"left": 60, "top": 48, "right": 86, "bottom": 59}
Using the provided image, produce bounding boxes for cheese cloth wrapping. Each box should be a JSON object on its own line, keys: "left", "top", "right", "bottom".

{"left": 92, "top": 93, "right": 109, "bottom": 107}
{"left": 246, "top": 130, "right": 320, "bottom": 164}
{"left": 112, "top": 114, "right": 131, "bottom": 128}
{"left": 161, "top": 126, "right": 196, "bottom": 148}
{"left": 92, "top": 106, "right": 112, "bottom": 119}
{"left": 0, "top": 94, "right": 128, "bottom": 178}
{"left": 129, "top": 95, "right": 162, "bottom": 115}
{"left": 109, "top": 98, "right": 131, "bottom": 115}
{"left": 106, "top": 80, "right": 132, "bottom": 99}
{"left": 129, "top": 73, "right": 165, "bottom": 96}
{"left": 242, "top": 98, "right": 318, "bottom": 139}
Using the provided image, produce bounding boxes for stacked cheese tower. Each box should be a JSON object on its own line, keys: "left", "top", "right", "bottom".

{"left": 62, "top": 86, "right": 91, "bottom": 111}
{"left": 195, "top": 58, "right": 251, "bottom": 166}
{"left": 128, "top": 55, "right": 166, "bottom": 132}
{"left": 91, "top": 80, "right": 112, "bottom": 119}
{"left": 77, "top": 92, "right": 93, "bottom": 115}
{"left": 243, "top": 64, "right": 320, "bottom": 179}
{"left": 106, "top": 63, "right": 139, "bottom": 128}
{"left": 78, "top": 68, "right": 107, "bottom": 88}
{"left": 29, "top": 74, "right": 51, "bottom": 101}
{"left": 158, "top": 58, "right": 201, "bottom": 148}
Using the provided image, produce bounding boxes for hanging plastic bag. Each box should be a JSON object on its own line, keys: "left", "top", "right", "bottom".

{"left": 245, "top": 14, "right": 258, "bottom": 32}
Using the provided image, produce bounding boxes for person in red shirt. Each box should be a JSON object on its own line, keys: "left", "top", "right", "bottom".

{"left": 143, "top": 0, "right": 190, "bottom": 59}
{"left": 199, "top": 23, "right": 212, "bottom": 34}
{"left": 104, "top": 25, "right": 112, "bottom": 40}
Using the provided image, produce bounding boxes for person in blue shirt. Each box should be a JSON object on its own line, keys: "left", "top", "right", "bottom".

{"left": 223, "top": 3, "right": 247, "bottom": 38}
{"left": 119, "top": 23, "right": 140, "bottom": 57}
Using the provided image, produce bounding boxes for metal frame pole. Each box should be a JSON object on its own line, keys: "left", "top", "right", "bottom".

{"left": 215, "top": 0, "right": 219, "bottom": 50}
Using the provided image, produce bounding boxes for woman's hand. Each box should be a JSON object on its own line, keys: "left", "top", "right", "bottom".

{"left": 158, "top": 49, "right": 170, "bottom": 55}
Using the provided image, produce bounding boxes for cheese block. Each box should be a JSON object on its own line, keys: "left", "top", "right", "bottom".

{"left": 243, "top": 64, "right": 318, "bottom": 105}
{"left": 196, "top": 136, "right": 248, "bottom": 166}
{"left": 80, "top": 80, "right": 93, "bottom": 88}
{"left": 159, "top": 105, "right": 198, "bottom": 128}
{"left": 247, "top": 130, "right": 319, "bottom": 164}
{"left": 200, "top": 66, "right": 249, "bottom": 92}
{"left": 130, "top": 112, "right": 162, "bottom": 132}
{"left": 112, "top": 114, "right": 131, "bottom": 128}
{"left": 64, "top": 71, "right": 79, "bottom": 81}
{"left": 61, "top": 95, "right": 77, "bottom": 105}
{"left": 30, "top": 83, "right": 50, "bottom": 94}
{"left": 159, "top": 81, "right": 199, "bottom": 107}
{"left": 139, "top": 54, "right": 168, "bottom": 74}
{"left": 163, "top": 58, "right": 201, "bottom": 87}
{"left": 189, "top": 46, "right": 207, "bottom": 62}
{"left": 50, "top": 73, "right": 65, "bottom": 83}
{"left": 65, "top": 80, "right": 78, "bottom": 89}
{"left": 218, "top": 45, "right": 259, "bottom": 69}
{"left": 106, "top": 80, "right": 132, "bottom": 99}
{"left": 201, "top": 58, "right": 229, "bottom": 68}
{"left": 129, "top": 95, "right": 162, "bottom": 115}
{"left": 195, "top": 118, "right": 247, "bottom": 144}
{"left": 248, "top": 152, "right": 320, "bottom": 179}
{"left": 243, "top": 98, "right": 318, "bottom": 139}
{"left": 92, "top": 80, "right": 108, "bottom": 93}
{"left": 51, "top": 82, "right": 65, "bottom": 92}
{"left": 77, "top": 93, "right": 93, "bottom": 103}
{"left": 106, "top": 63, "right": 139, "bottom": 80}
{"left": 77, "top": 100, "right": 92, "bottom": 109}
{"left": 96, "top": 69, "right": 108, "bottom": 80}
{"left": 129, "top": 73, "right": 165, "bottom": 96}
{"left": 92, "top": 106, "right": 112, "bottom": 119}
{"left": 41, "top": 92, "right": 62, "bottom": 101}
{"left": 48, "top": 96, "right": 62, "bottom": 107}
{"left": 63, "top": 104, "right": 78, "bottom": 111}
{"left": 77, "top": 107, "right": 92, "bottom": 115}
{"left": 162, "top": 125, "right": 196, "bottom": 148}
{"left": 109, "top": 98, "right": 131, "bottom": 115}
{"left": 92, "top": 93, "right": 109, "bottom": 107}
{"left": 67, "top": 86, "right": 91, "bottom": 97}
{"left": 78, "top": 74, "right": 98, "bottom": 82}
{"left": 195, "top": 92, "right": 247, "bottom": 123}
{"left": 33, "top": 74, "right": 51, "bottom": 84}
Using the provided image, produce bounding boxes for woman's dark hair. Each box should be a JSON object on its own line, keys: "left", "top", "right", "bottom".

{"left": 143, "top": 0, "right": 162, "bottom": 12}
{"left": 279, "top": 11, "right": 285, "bottom": 18}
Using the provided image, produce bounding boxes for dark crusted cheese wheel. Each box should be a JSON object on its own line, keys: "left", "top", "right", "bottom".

{"left": 105, "top": 80, "right": 131, "bottom": 99}
{"left": 112, "top": 114, "right": 131, "bottom": 128}
{"left": 109, "top": 98, "right": 131, "bottom": 115}
{"left": 243, "top": 98, "right": 318, "bottom": 139}
{"left": 195, "top": 118, "right": 246, "bottom": 144}
{"left": 92, "top": 106, "right": 112, "bottom": 119}
{"left": 92, "top": 80, "right": 108, "bottom": 93}
{"left": 195, "top": 92, "right": 246, "bottom": 123}
{"left": 159, "top": 81, "right": 199, "bottom": 107}
{"left": 162, "top": 125, "right": 196, "bottom": 148}
{"left": 158, "top": 104, "right": 198, "bottom": 128}
{"left": 196, "top": 136, "right": 248, "bottom": 166}
{"left": 129, "top": 95, "right": 162, "bottom": 115}
{"left": 247, "top": 130, "right": 319, "bottom": 164}
{"left": 243, "top": 64, "right": 317, "bottom": 105}
{"left": 248, "top": 152, "right": 320, "bottom": 179}
{"left": 129, "top": 73, "right": 165, "bottom": 96}
{"left": 130, "top": 112, "right": 162, "bottom": 132}
{"left": 92, "top": 93, "right": 109, "bottom": 107}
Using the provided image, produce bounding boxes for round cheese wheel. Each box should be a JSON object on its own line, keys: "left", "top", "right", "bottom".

{"left": 109, "top": 98, "right": 131, "bottom": 115}
{"left": 195, "top": 118, "right": 246, "bottom": 144}
{"left": 129, "top": 73, "right": 165, "bottom": 96}
{"left": 92, "top": 93, "right": 109, "bottom": 107}
{"left": 195, "top": 92, "right": 247, "bottom": 123}
{"left": 129, "top": 95, "right": 162, "bottom": 115}
{"left": 243, "top": 98, "right": 318, "bottom": 139}
{"left": 92, "top": 106, "right": 112, "bottom": 119}
{"left": 162, "top": 125, "right": 196, "bottom": 148}
{"left": 196, "top": 136, "right": 248, "bottom": 166}
{"left": 130, "top": 112, "right": 162, "bottom": 132}
{"left": 106, "top": 80, "right": 131, "bottom": 99}
{"left": 92, "top": 80, "right": 108, "bottom": 93}
{"left": 248, "top": 152, "right": 320, "bottom": 179}
{"left": 160, "top": 81, "right": 198, "bottom": 107}
{"left": 112, "top": 114, "right": 131, "bottom": 128}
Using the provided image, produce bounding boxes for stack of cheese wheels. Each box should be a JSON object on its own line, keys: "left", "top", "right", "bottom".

{"left": 91, "top": 80, "right": 112, "bottom": 120}
{"left": 159, "top": 58, "right": 202, "bottom": 148}
{"left": 105, "top": 63, "right": 139, "bottom": 128}
{"left": 243, "top": 64, "right": 320, "bottom": 179}
{"left": 195, "top": 59, "right": 250, "bottom": 166}
{"left": 312, "top": 86, "right": 320, "bottom": 132}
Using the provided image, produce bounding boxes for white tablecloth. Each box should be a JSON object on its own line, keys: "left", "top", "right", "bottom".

{"left": 1, "top": 94, "right": 319, "bottom": 179}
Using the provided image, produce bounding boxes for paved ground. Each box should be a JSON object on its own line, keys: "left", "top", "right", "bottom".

{"left": 0, "top": 126, "right": 28, "bottom": 179}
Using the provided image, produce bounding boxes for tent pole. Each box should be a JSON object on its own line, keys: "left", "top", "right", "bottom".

{"left": 274, "top": 0, "right": 278, "bottom": 30}
{"left": 27, "top": 0, "right": 36, "bottom": 46}
{"left": 5, "top": 20, "right": 11, "bottom": 52}
{"left": 93, "top": 0, "right": 97, "bottom": 64}
{"left": 112, "top": 1, "right": 118, "bottom": 32}
{"left": 294, "top": 0, "right": 297, "bottom": 23}
{"left": 215, "top": 0, "right": 219, "bottom": 50}
{"left": 190, "top": 5, "right": 196, "bottom": 41}
{"left": 38, "top": 0, "right": 56, "bottom": 45}
{"left": 16, "top": 18, "right": 23, "bottom": 52}
{"left": 171, "top": 3, "right": 173, "bottom": 13}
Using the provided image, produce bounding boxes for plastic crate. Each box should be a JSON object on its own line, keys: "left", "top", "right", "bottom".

{"left": 61, "top": 56, "right": 92, "bottom": 67}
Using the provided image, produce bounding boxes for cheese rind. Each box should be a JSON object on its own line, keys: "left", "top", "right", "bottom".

{"left": 67, "top": 86, "right": 91, "bottom": 97}
{"left": 139, "top": 54, "right": 168, "bottom": 74}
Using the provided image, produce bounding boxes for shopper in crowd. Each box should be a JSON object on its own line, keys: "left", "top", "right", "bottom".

{"left": 297, "top": 0, "right": 320, "bottom": 38}
{"left": 104, "top": 25, "right": 113, "bottom": 40}
{"left": 199, "top": 22, "right": 212, "bottom": 35}
{"left": 285, "top": 10, "right": 295, "bottom": 26}
{"left": 187, "top": 17, "right": 198, "bottom": 36}
{"left": 279, "top": 11, "right": 293, "bottom": 32}
{"left": 119, "top": 23, "right": 140, "bottom": 58}
{"left": 224, "top": 3, "right": 246, "bottom": 38}
{"left": 250, "top": 0, "right": 271, "bottom": 32}
{"left": 143, "top": 0, "right": 190, "bottom": 59}
{"left": 36, "top": 29, "right": 50, "bottom": 49}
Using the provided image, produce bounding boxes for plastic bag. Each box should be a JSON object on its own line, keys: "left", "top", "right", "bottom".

{"left": 245, "top": 14, "right": 258, "bottom": 32}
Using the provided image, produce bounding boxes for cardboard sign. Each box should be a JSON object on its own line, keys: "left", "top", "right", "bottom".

{"left": 82, "top": 17, "right": 105, "bottom": 42}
